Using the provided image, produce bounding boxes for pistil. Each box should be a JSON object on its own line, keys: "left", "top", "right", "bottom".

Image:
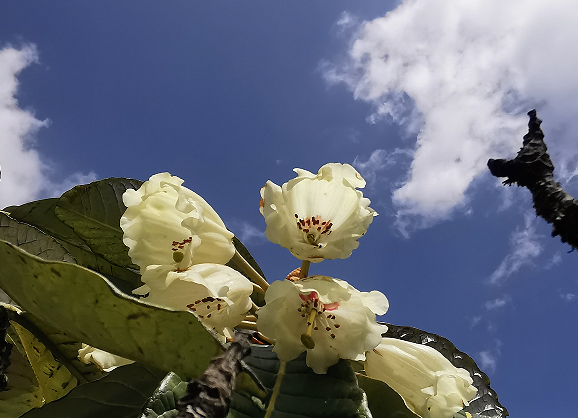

{"left": 300, "top": 309, "right": 317, "bottom": 349}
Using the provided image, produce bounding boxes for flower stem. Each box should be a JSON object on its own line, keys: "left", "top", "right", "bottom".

{"left": 253, "top": 283, "right": 265, "bottom": 294}
{"left": 237, "top": 321, "right": 258, "bottom": 331}
{"left": 257, "top": 332, "right": 274, "bottom": 345}
{"left": 250, "top": 301, "right": 260, "bottom": 314}
{"left": 299, "top": 260, "right": 310, "bottom": 278}
{"left": 232, "top": 250, "right": 269, "bottom": 291}
{"left": 264, "top": 360, "right": 286, "bottom": 418}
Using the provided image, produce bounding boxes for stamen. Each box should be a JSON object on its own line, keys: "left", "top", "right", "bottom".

{"left": 295, "top": 215, "right": 333, "bottom": 246}
{"left": 187, "top": 297, "right": 226, "bottom": 320}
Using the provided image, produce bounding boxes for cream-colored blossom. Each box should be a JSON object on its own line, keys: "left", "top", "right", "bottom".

{"left": 78, "top": 344, "right": 134, "bottom": 372}
{"left": 134, "top": 263, "right": 253, "bottom": 338}
{"left": 121, "top": 172, "right": 235, "bottom": 284}
{"left": 365, "top": 338, "right": 477, "bottom": 418}
{"left": 256, "top": 276, "right": 388, "bottom": 373}
{"left": 260, "top": 163, "right": 377, "bottom": 262}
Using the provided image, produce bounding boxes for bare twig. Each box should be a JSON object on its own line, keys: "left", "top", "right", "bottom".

{"left": 176, "top": 333, "right": 251, "bottom": 418}
{"left": 488, "top": 109, "right": 578, "bottom": 251}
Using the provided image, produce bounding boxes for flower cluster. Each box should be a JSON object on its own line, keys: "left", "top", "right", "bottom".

{"left": 109, "top": 164, "right": 476, "bottom": 418}
{"left": 256, "top": 163, "right": 476, "bottom": 418}
{"left": 121, "top": 172, "right": 253, "bottom": 338}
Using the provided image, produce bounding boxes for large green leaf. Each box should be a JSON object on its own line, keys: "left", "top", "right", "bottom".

{"left": 53, "top": 177, "right": 142, "bottom": 268}
{"left": 3, "top": 199, "right": 141, "bottom": 292}
{"left": 20, "top": 363, "right": 167, "bottom": 418}
{"left": 0, "top": 212, "right": 74, "bottom": 264}
{"left": 241, "top": 345, "right": 370, "bottom": 418}
{"left": 0, "top": 240, "right": 223, "bottom": 378}
{"left": 384, "top": 324, "right": 508, "bottom": 418}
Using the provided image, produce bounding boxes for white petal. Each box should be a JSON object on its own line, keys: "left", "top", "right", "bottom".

{"left": 260, "top": 163, "right": 376, "bottom": 262}
{"left": 121, "top": 172, "right": 235, "bottom": 276}
{"left": 78, "top": 344, "right": 134, "bottom": 372}
{"left": 257, "top": 277, "right": 387, "bottom": 374}
{"left": 365, "top": 338, "right": 477, "bottom": 418}
{"left": 138, "top": 264, "right": 253, "bottom": 336}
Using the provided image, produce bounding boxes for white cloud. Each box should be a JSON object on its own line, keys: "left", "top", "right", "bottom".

{"left": 484, "top": 295, "right": 511, "bottom": 310}
{"left": 478, "top": 339, "right": 502, "bottom": 374}
{"left": 352, "top": 148, "right": 410, "bottom": 186}
{"left": 335, "top": 11, "right": 359, "bottom": 33}
{"left": 0, "top": 45, "right": 48, "bottom": 208}
{"left": 544, "top": 252, "right": 562, "bottom": 269}
{"left": 560, "top": 293, "right": 576, "bottom": 302}
{"left": 478, "top": 351, "right": 497, "bottom": 374}
{"left": 469, "top": 315, "right": 481, "bottom": 329}
{"left": 324, "top": 0, "right": 578, "bottom": 229}
{"left": 0, "top": 44, "right": 96, "bottom": 209}
{"left": 488, "top": 212, "right": 542, "bottom": 284}
{"left": 231, "top": 221, "right": 266, "bottom": 245}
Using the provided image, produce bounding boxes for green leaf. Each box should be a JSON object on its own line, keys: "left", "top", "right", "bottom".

{"left": 241, "top": 345, "right": 369, "bottom": 418}
{"left": 0, "top": 212, "right": 74, "bottom": 264}
{"left": 3, "top": 199, "right": 141, "bottom": 292}
{"left": 10, "top": 322, "right": 77, "bottom": 403}
{"left": 7, "top": 309, "right": 106, "bottom": 385}
{"left": 0, "top": 240, "right": 223, "bottom": 378}
{"left": 384, "top": 324, "right": 508, "bottom": 418}
{"left": 4, "top": 199, "right": 89, "bottom": 251}
{"left": 0, "top": 341, "right": 43, "bottom": 417}
{"left": 356, "top": 374, "right": 418, "bottom": 418}
{"left": 141, "top": 372, "right": 188, "bottom": 418}
{"left": 19, "top": 363, "right": 167, "bottom": 418}
{"left": 53, "top": 177, "right": 142, "bottom": 269}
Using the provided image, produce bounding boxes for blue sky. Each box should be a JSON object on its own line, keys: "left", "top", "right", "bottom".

{"left": 2, "top": 2, "right": 578, "bottom": 416}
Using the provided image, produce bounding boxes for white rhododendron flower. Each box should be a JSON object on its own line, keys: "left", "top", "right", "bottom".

{"left": 257, "top": 276, "right": 388, "bottom": 373}
{"left": 365, "top": 338, "right": 477, "bottom": 418}
{"left": 260, "top": 163, "right": 377, "bottom": 262}
{"left": 134, "top": 263, "right": 253, "bottom": 338}
{"left": 78, "top": 344, "right": 134, "bottom": 372}
{"left": 121, "top": 172, "right": 235, "bottom": 284}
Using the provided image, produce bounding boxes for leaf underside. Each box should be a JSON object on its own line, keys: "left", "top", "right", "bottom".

{"left": 0, "top": 240, "right": 223, "bottom": 379}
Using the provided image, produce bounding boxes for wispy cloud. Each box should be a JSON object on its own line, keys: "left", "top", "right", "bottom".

{"left": 478, "top": 340, "right": 502, "bottom": 374}
{"left": 544, "top": 252, "right": 562, "bottom": 269}
{"left": 488, "top": 212, "right": 542, "bottom": 284}
{"left": 479, "top": 351, "right": 497, "bottom": 374}
{"left": 231, "top": 221, "right": 266, "bottom": 245}
{"left": 469, "top": 315, "right": 482, "bottom": 329}
{"left": 560, "top": 293, "right": 576, "bottom": 302}
{"left": 334, "top": 11, "right": 360, "bottom": 34}
{"left": 0, "top": 44, "right": 96, "bottom": 209}
{"left": 485, "top": 295, "right": 511, "bottom": 310}
{"left": 352, "top": 148, "right": 410, "bottom": 186}
{"left": 323, "top": 1, "right": 578, "bottom": 231}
